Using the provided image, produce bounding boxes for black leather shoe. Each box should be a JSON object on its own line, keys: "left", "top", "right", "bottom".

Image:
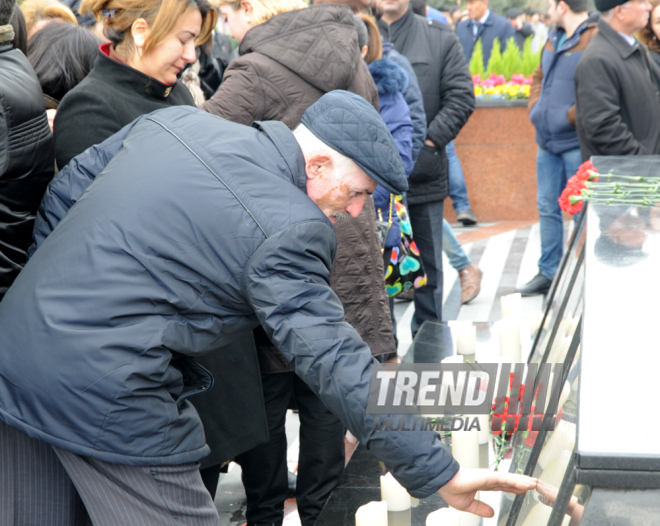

{"left": 456, "top": 209, "right": 478, "bottom": 226}
{"left": 515, "top": 273, "right": 552, "bottom": 297}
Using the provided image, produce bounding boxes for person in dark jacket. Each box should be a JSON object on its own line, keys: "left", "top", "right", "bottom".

{"left": 204, "top": 4, "right": 394, "bottom": 524}
{"left": 455, "top": 0, "right": 516, "bottom": 67}
{"left": 357, "top": 13, "right": 413, "bottom": 249}
{"left": 506, "top": 8, "right": 535, "bottom": 48}
{"left": 516, "top": 0, "right": 597, "bottom": 297}
{"left": 0, "top": 0, "right": 53, "bottom": 300}
{"left": 378, "top": 0, "right": 475, "bottom": 334}
{"left": 641, "top": 0, "right": 660, "bottom": 68}
{"left": 575, "top": 0, "right": 660, "bottom": 161}
{"left": 0, "top": 92, "right": 536, "bottom": 524}
{"left": 53, "top": 0, "right": 217, "bottom": 168}
{"left": 27, "top": 21, "right": 100, "bottom": 110}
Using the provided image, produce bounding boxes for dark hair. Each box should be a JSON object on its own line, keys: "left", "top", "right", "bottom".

{"left": 641, "top": 0, "right": 660, "bottom": 53}
{"left": 410, "top": 0, "right": 426, "bottom": 16}
{"left": 10, "top": 5, "right": 27, "bottom": 54}
{"left": 28, "top": 21, "right": 100, "bottom": 101}
{"left": 561, "top": 0, "right": 588, "bottom": 14}
{"left": 0, "top": 0, "right": 15, "bottom": 25}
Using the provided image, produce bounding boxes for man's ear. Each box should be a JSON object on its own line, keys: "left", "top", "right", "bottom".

{"left": 131, "top": 18, "right": 150, "bottom": 51}
{"left": 305, "top": 154, "right": 333, "bottom": 180}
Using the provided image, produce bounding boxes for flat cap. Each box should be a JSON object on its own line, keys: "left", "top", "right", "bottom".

{"left": 594, "top": 0, "right": 628, "bottom": 11}
{"left": 301, "top": 90, "right": 408, "bottom": 195}
{"left": 506, "top": 8, "right": 522, "bottom": 18}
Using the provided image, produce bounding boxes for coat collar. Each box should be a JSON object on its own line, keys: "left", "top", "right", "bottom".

{"left": 597, "top": 18, "right": 640, "bottom": 60}
{"left": 253, "top": 120, "right": 307, "bottom": 193}
{"left": 378, "top": 5, "right": 415, "bottom": 44}
{"left": 94, "top": 44, "right": 177, "bottom": 99}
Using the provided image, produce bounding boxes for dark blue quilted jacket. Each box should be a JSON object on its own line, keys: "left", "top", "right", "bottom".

{"left": 0, "top": 106, "right": 457, "bottom": 496}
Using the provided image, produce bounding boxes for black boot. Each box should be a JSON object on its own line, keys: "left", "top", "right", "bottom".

{"left": 515, "top": 273, "right": 552, "bottom": 297}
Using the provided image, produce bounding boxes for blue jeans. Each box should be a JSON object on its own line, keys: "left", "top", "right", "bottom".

{"left": 443, "top": 219, "right": 471, "bottom": 272}
{"left": 409, "top": 200, "right": 444, "bottom": 335}
{"left": 536, "top": 146, "right": 583, "bottom": 280}
{"left": 446, "top": 141, "right": 470, "bottom": 212}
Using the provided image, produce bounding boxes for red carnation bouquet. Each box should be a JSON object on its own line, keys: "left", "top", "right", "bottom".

{"left": 559, "top": 161, "right": 597, "bottom": 214}
{"left": 559, "top": 161, "right": 660, "bottom": 212}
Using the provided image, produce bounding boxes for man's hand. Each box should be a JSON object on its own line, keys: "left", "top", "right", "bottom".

{"left": 438, "top": 468, "right": 537, "bottom": 517}
{"left": 424, "top": 139, "right": 437, "bottom": 148}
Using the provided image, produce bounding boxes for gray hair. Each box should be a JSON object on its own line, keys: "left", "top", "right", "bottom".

{"left": 292, "top": 124, "right": 358, "bottom": 178}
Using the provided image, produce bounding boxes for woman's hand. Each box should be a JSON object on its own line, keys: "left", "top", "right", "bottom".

{"left": 438, "top": 468, "right": 537, "bottom": 517}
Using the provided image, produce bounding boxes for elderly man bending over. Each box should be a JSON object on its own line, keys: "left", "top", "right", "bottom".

{"left": 0, "top": 91, "right": 534, "bottom": 525}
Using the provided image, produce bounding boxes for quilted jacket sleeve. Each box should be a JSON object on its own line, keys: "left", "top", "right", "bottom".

{"left": 242, "top": 221, "right": 459, "bottom": 497}
{"left": 29, "top": 118, "right": 145, "bottom": 258}
{"left": 426, "top": 37, "right": 475, "bottom": 149}
{"left": 202, "top": 59, "right": 266, "bottom": 126}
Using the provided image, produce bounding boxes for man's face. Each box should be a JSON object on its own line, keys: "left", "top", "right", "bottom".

{"left": 547, "top": 0, "right": 563, "bottom": 28}
{"left": 305, "top": 156, "right": 377, "bottom": 224}
{"left": 618, "top": 0, "right": 652, "bottom": 34}
{"left": 466, "top": 0, "right": 488, "bottom": 20}
{"left": 509, "top": 15, "right": 522, "bottom": 29}
{"left": 379, "top": 0, "right": 411, "bottom": 21}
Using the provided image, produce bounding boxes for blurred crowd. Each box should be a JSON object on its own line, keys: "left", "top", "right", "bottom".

{"left": 1, "top": 0, "right": 660, "bottom": 523}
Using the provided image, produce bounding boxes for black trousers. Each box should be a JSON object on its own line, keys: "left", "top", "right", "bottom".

{"left": 234, "top": 372, "right": 345, "bottom": 526}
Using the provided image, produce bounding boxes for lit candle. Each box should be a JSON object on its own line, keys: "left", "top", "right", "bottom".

{"left": 380, "top": 472, "right": 411, "bottom": 511}
{"left": 501, "top": 293, "right": 522, "bottom": 319}
{"left": 426, "top": 507, "right": 460, "bottom": 526}
{"left": 355, "top": 501, "right": 388, "bottom": 526}
{"left": 498, "top": 317, "right": 521, "bottom": 363}
{"left": 451, "top": 429, "right": 479, "bottom": 469}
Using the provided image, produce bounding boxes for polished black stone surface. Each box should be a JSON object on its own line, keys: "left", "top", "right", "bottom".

{"left": 316, "top": 444, "right": 449, "bottom": 526}
{"left": 401, "top": 321, "right": 454, "bottom": 364}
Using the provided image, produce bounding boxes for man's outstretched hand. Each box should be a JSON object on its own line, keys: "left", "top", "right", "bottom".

{"left": 438, "top": 468, "right": 537, "bottom": 517}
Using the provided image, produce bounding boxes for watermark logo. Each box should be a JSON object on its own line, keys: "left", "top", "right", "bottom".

{"left": 366, "top": 363, "right": 564, "bottom": 434}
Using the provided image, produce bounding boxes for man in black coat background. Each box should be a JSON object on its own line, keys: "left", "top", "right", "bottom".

{"left": 575, "top": 0, "right": 660, "bottom": 160}
{"left": 0, "top": 0, "right": 53, "bottom": 299}
{"left": 378, "top": 0, "right": 475, "bottom": 335}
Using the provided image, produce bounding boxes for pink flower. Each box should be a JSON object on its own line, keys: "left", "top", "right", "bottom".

{"left": 472, "top": 74, "right": 481, "bottom": 85}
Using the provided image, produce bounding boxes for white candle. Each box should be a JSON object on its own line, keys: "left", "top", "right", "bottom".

{"left": 453, "top": 322, "right": 476, "bottom": 355}
{"left": 442, "top": 354, "right": 464, "bottom": 364}
{"left": 537, "top": 420, "right": 576, "bottom": 469}
{"left": 529, "top": 310, "right": 544, "bottom": 335}
{"left": 538, "top": 449, "right": 572, "bottom": 491}
{"left": 410, "top": 496, "right": 419, "bottom": 508}
{"left": 380, "top": 472, "right": 411, "bottom": 511}
{"left": 498, "top": 317, "right": 521, "bottom": 363}
{"left": 426, "top": 507, "right": 460, "bottom": 526}
{"left": 459, "top": 510, "right": 481, "bottom": 526}
{"left": 501, "top": 293, "right": 522, "bottom": 319}
{"left": 476, "top": 414, "right": 489, "bottom": 445}
{"left": 355, "top": 501, "right": 388, "bottom": 526}
{"left": 451, "top": 429, "right": 479, "bottom": 469}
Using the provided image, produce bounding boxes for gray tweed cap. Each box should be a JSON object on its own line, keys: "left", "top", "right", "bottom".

{"left": 300, "top": 90, "right": 408, "bottom": 195}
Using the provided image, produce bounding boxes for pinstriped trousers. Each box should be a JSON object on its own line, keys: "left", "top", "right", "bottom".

{"left": 0, "top": 421, "right": 219, "bottom": 526}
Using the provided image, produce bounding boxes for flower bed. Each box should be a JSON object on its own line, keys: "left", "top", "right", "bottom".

{"left": 473, "top": 73, "right": 532, "bottom": 100}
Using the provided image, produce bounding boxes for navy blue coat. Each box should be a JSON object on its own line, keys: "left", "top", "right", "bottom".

{"left": 0, "top": 107, "right": 458, "bottom": 496}
{"left": 382, "top": 42, "right": 427, "bottom": 163}
{"left": 529, "top": 21, "right": 596, "bottom": 155}
{"left": 456, "top": 11, "right": 516, "bottom": 68}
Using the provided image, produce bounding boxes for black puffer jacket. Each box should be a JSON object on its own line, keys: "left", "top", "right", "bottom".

{"left": 0, "top": 43, "right": 53, "bottom": 299}
{"left": 204, "top": 5, "right": 395, "bottom": 365}
{"left": 378, "top": 7, "right": 475, "bottom": 205}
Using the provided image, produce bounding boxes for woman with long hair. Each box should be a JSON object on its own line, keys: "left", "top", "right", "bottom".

{"left": 641, "top": 0, "right": 660, "bottom": 68}
{"left": 53, "top": 0, "right": 216, "bottom": 168}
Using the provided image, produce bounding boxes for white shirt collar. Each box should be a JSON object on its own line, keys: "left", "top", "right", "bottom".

{"left": 617, "top": 31, "right": 637, "bottom": 47}
{"left": 480, "top": 9, "right": 490, "bottom": 25}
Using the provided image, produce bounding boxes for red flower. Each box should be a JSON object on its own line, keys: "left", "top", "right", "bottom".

{"left": 559, "top": 184, "right": 585, "bottom": 215}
